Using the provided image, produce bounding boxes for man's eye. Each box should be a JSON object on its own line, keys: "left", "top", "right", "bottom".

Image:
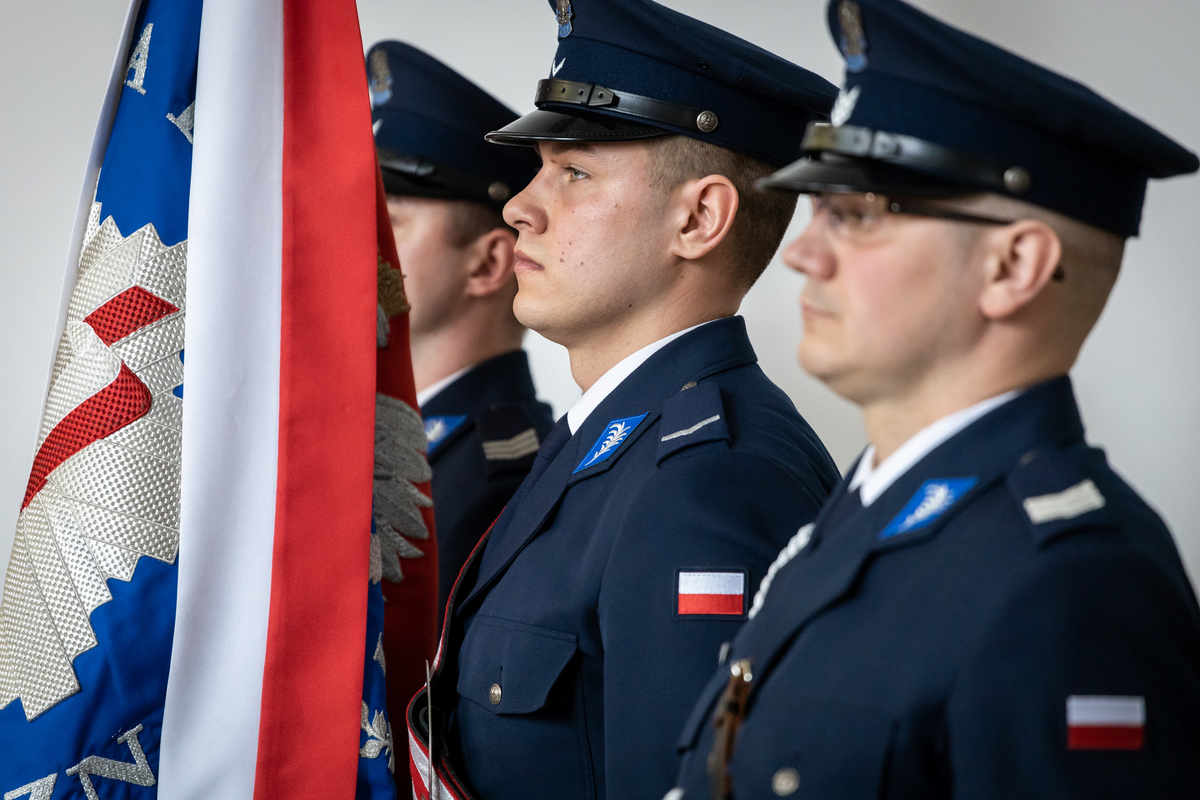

{"left": 568, "top": 167, "right": 588, "bottom": 181}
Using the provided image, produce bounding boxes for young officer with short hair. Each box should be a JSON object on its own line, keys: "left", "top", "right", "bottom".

{"left": 367, "top": 41, "right": 554, "bottom": 625}
{"left": 405, "top": 2, "right": 840, "bottom": 799}
{"left": 672, "top": 1, "right": 1200, "bottom": 798}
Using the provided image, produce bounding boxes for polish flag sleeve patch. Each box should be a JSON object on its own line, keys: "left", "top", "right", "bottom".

{"left": 1067, "top": 695, "right": 1145, "bottom": 750}
{"left": 676, "top": 570, "right": 747, "bottom": 616}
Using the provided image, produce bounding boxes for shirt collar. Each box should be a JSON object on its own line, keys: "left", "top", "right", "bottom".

{"left": 849, "top": 389, "right": 1022, "bottom": 507}
{"left": 417, "top": 364, "right": 475, "bottom": 409}
{"left": 566, "top": 320, "right": 716, "bottom": 435}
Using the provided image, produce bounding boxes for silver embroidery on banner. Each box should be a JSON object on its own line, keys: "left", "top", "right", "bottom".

{"left": 0, "top": 203, "right": 186, "bottom": 720}
{"left": 166, "top": 101, "right": 195, "bottom": 144}
{"left": 124, "top": 24, "right": 152, "bottom": 95}
{"left": 373, "top": 632, "right": 387, "bottom": 675}
{"left": 371, "top": 394, "right": 432, "bottom": 584}
{"left": 3, "top": 775, "right": 57, "bottom": 800}
{"left": 65, "top": 723, "right": 156, "bottom": 800}
{"left": 360, "top": 701, "right": 396, "bottom": 773}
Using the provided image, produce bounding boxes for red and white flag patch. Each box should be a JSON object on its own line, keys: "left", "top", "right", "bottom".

{"left": 1067, "top": 695, "right": 1145, "bottom": 750}
{"left": 677, "top": 571, "right": 746, "bottom": 616}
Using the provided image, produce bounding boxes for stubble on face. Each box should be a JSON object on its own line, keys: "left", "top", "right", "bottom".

{"left": 507, "top": 141, "right": 675, "bottom": 349}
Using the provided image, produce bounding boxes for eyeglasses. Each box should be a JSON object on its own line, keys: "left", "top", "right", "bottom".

{"left": 809, "top": 192, "right": 1067, "bottom": 281}
{"left": 810, "top": 192, "right": 1016, "bottom": 242}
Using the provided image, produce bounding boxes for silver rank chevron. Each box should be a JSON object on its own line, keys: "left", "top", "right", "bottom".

{"left": 371, "top": 394, "right": 433, "bottom": 583}
{"left": 0, "top": 202, "right": 186, "bottom": 720}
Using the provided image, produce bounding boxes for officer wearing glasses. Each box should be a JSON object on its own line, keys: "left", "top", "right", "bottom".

{"left": 671, "top": 0, "right": 1200, "bottom": 798}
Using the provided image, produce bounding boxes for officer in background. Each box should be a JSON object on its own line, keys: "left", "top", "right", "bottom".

{"left": 672, "top": 1, "right": 1200, "bottom": 797}
{"left": 368, "top": 41, "right": 554, "bottom": 624}
{"left": 406, "top": 2, "right": 841, "bottom": 799}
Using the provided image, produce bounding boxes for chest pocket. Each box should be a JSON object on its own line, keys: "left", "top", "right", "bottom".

{"left": 731, "top": 696, "right": 896, "bottom": 799}
{"left": 457, "top": 614, "right": 578, "bottom": 715}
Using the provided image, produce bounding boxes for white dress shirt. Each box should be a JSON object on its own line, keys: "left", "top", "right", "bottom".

{"left": 566, "top": 320, "right": 718, "bottom": 435}
{"left": 416, "top": 364, "right": 475, "bottom": 408}
{"left": 848, "top": 390, "right": 1022, "bottom": 507}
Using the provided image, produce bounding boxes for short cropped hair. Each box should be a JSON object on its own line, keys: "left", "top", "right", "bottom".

{"left": 444, "top": 200, "right": 515, "bottom": 248}
{"left": 646, "top": 135, "right": 797, "bottom": 289}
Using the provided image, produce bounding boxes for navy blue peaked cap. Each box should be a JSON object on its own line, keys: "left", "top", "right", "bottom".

{"left": 761, "top": 0, "right": 1199, "bottom": 237}
{"left": 485, "top": 0, "right": 838, "bottom": 167}
{"left": 368, "top": 41, "right": 538, "bottom": 211}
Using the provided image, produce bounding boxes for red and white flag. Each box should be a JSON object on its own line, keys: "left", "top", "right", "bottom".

{"left": 1066, "top": 695, "right": 1145, "bottom": 751}
{"left": 0, "top": 0, "right": 434, "bottom": 796}
{"left": 677, "top": 571, "right": 747, "bottom": 616}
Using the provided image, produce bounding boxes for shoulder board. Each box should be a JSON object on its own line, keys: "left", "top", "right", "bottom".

{"left": 656, "top": 380, "right": 729, "bottom": 465}
{"left": 1006, "top": 446, "right": 1119, "bottom": 547}
{"left": 477, "top": 402, "right": 541, "bottom": 477}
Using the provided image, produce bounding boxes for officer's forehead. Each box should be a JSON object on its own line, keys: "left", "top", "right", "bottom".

{"left": 536, "top": 141, "right": 600, "bottom": 161}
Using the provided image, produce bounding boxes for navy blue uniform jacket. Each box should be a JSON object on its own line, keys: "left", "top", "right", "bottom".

{"left": 437, "top": 317, "right": 840, "bottom": 800}
{"left": 674, "top": 377, "right": 1200, "bottom": 799}
{"left": 422, "top": 350, "right": 555, "bottom": 628}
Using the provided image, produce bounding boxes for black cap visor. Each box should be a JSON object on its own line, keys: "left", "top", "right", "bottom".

{"left": 378, "top": 148, "right": 512, "bottom": 209}
{"left": 759, "top": 152, "right": 967, "bottom": 196}
{"left": 486, "top": 108, "right": 668, "bottom": 147}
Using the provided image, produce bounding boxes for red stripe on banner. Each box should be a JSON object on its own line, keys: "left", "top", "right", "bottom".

{"left": 23, "top": 364, "right": 151, "bottom": 509}
{"left": 374, "top": 162, "right": 440, "bottom": 796}
{"left": 1068, "top": 725, "right": 1144, "bottom": 750}
{"left": 253, "top": 0, "right": 377, "bottom": 796}
{"left": 678, "top": 593, "right": 744, "bottom": 615}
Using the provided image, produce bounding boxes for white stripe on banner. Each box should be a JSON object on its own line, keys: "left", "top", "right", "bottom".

{"left": 159, "top": 0, "right": 284, "bottom": 795}
{"left": 678, "top": 572, "right": 744, "bottom": 596}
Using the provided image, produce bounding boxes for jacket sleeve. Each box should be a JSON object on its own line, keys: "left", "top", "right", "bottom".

{"left": 596, "top": 445, "right": 827, "bottom": 800}
{"left": 946, "top": 536, "right": 1200, "bottom": 799}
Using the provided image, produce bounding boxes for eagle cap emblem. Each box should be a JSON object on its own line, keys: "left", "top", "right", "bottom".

{"left": 557, "top": 0, "right": 573, "bottom": 38}
{"left": 838, "top": 0, "right": 869, "bottom": 72}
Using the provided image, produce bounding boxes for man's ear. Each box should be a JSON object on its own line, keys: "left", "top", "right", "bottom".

{"left": 978, "top": 220, "right": 1063, "bottom": 320}
{"left": 464, "top": 227, "right": 518, "bottom": 298}
{"left": 669, "top": 175, "right": 739, "bottom": 262}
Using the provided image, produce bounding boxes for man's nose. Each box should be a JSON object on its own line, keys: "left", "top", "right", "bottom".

{"left": 781, "top": 214, "right": 837, "bottom": 281}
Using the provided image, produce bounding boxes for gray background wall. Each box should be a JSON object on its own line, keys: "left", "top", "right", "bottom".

{"left": 1, "top": 0, "right": 1197, "bottom": 595}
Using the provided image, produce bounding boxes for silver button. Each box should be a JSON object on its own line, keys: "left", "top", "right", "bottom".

{"left": 489, "top": 683, "right": 502, "bottom": 706}
{"left": 1003, "top": 166, "right": 1033, "bottom": 195}
{"left": 772, "top": 767, "right": 800, "bottom": 796}
{"left": 696, "top": 110, "right": 719, "bottom": 133}
{"left": 488, "top": 181, "right": 510, "bottom": 202}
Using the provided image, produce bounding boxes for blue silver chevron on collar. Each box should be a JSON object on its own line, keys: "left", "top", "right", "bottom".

{"left": 575, "top": 413, "right": 648, "bottom": 473}
{"left": 880, "top": 477, "right": 978, "bottom": 539}
{"left": 424, "top": 414, "right": 468, "bottom": 455}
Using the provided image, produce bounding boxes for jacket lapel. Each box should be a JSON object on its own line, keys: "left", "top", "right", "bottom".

{"left": 456, "top": 316, "right": 759, "bottom": 613}
{"left": 737, "top": 376, "right": 1088, "bottom": 677}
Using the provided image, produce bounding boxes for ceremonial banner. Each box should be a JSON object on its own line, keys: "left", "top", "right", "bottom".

{"left": 0, "top": 0, "right": 434, "bottom": 796}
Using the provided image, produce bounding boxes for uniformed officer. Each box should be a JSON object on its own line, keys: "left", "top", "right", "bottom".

{"left": 672, "top": 1, "right": 1200, "bottom": 797}
{"left": 367, "top": 41, "right": 554, "bottom": 624}
{"left": 405, "top": 2, "right": 841, "bottom": 799}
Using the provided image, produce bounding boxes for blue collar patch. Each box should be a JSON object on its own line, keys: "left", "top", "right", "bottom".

{"left": 424, "top": 414, "right": 468, "bottom": 455}
{"left": 880, "top": 477, "right": 978, "bottom": 540}
{"left": 574, "top": 413, "right": 648, "bottom": 473}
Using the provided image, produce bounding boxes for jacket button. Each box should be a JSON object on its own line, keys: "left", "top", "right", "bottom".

{"left": 771, "top": 767, "right": 800, "bottom": 796}
{"left": 489, "top": 683, "right": 502, "bottom": 706}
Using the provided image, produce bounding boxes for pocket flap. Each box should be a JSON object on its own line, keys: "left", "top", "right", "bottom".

{"left": 457, "top": 615, "right": 578, "bottom": 715}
